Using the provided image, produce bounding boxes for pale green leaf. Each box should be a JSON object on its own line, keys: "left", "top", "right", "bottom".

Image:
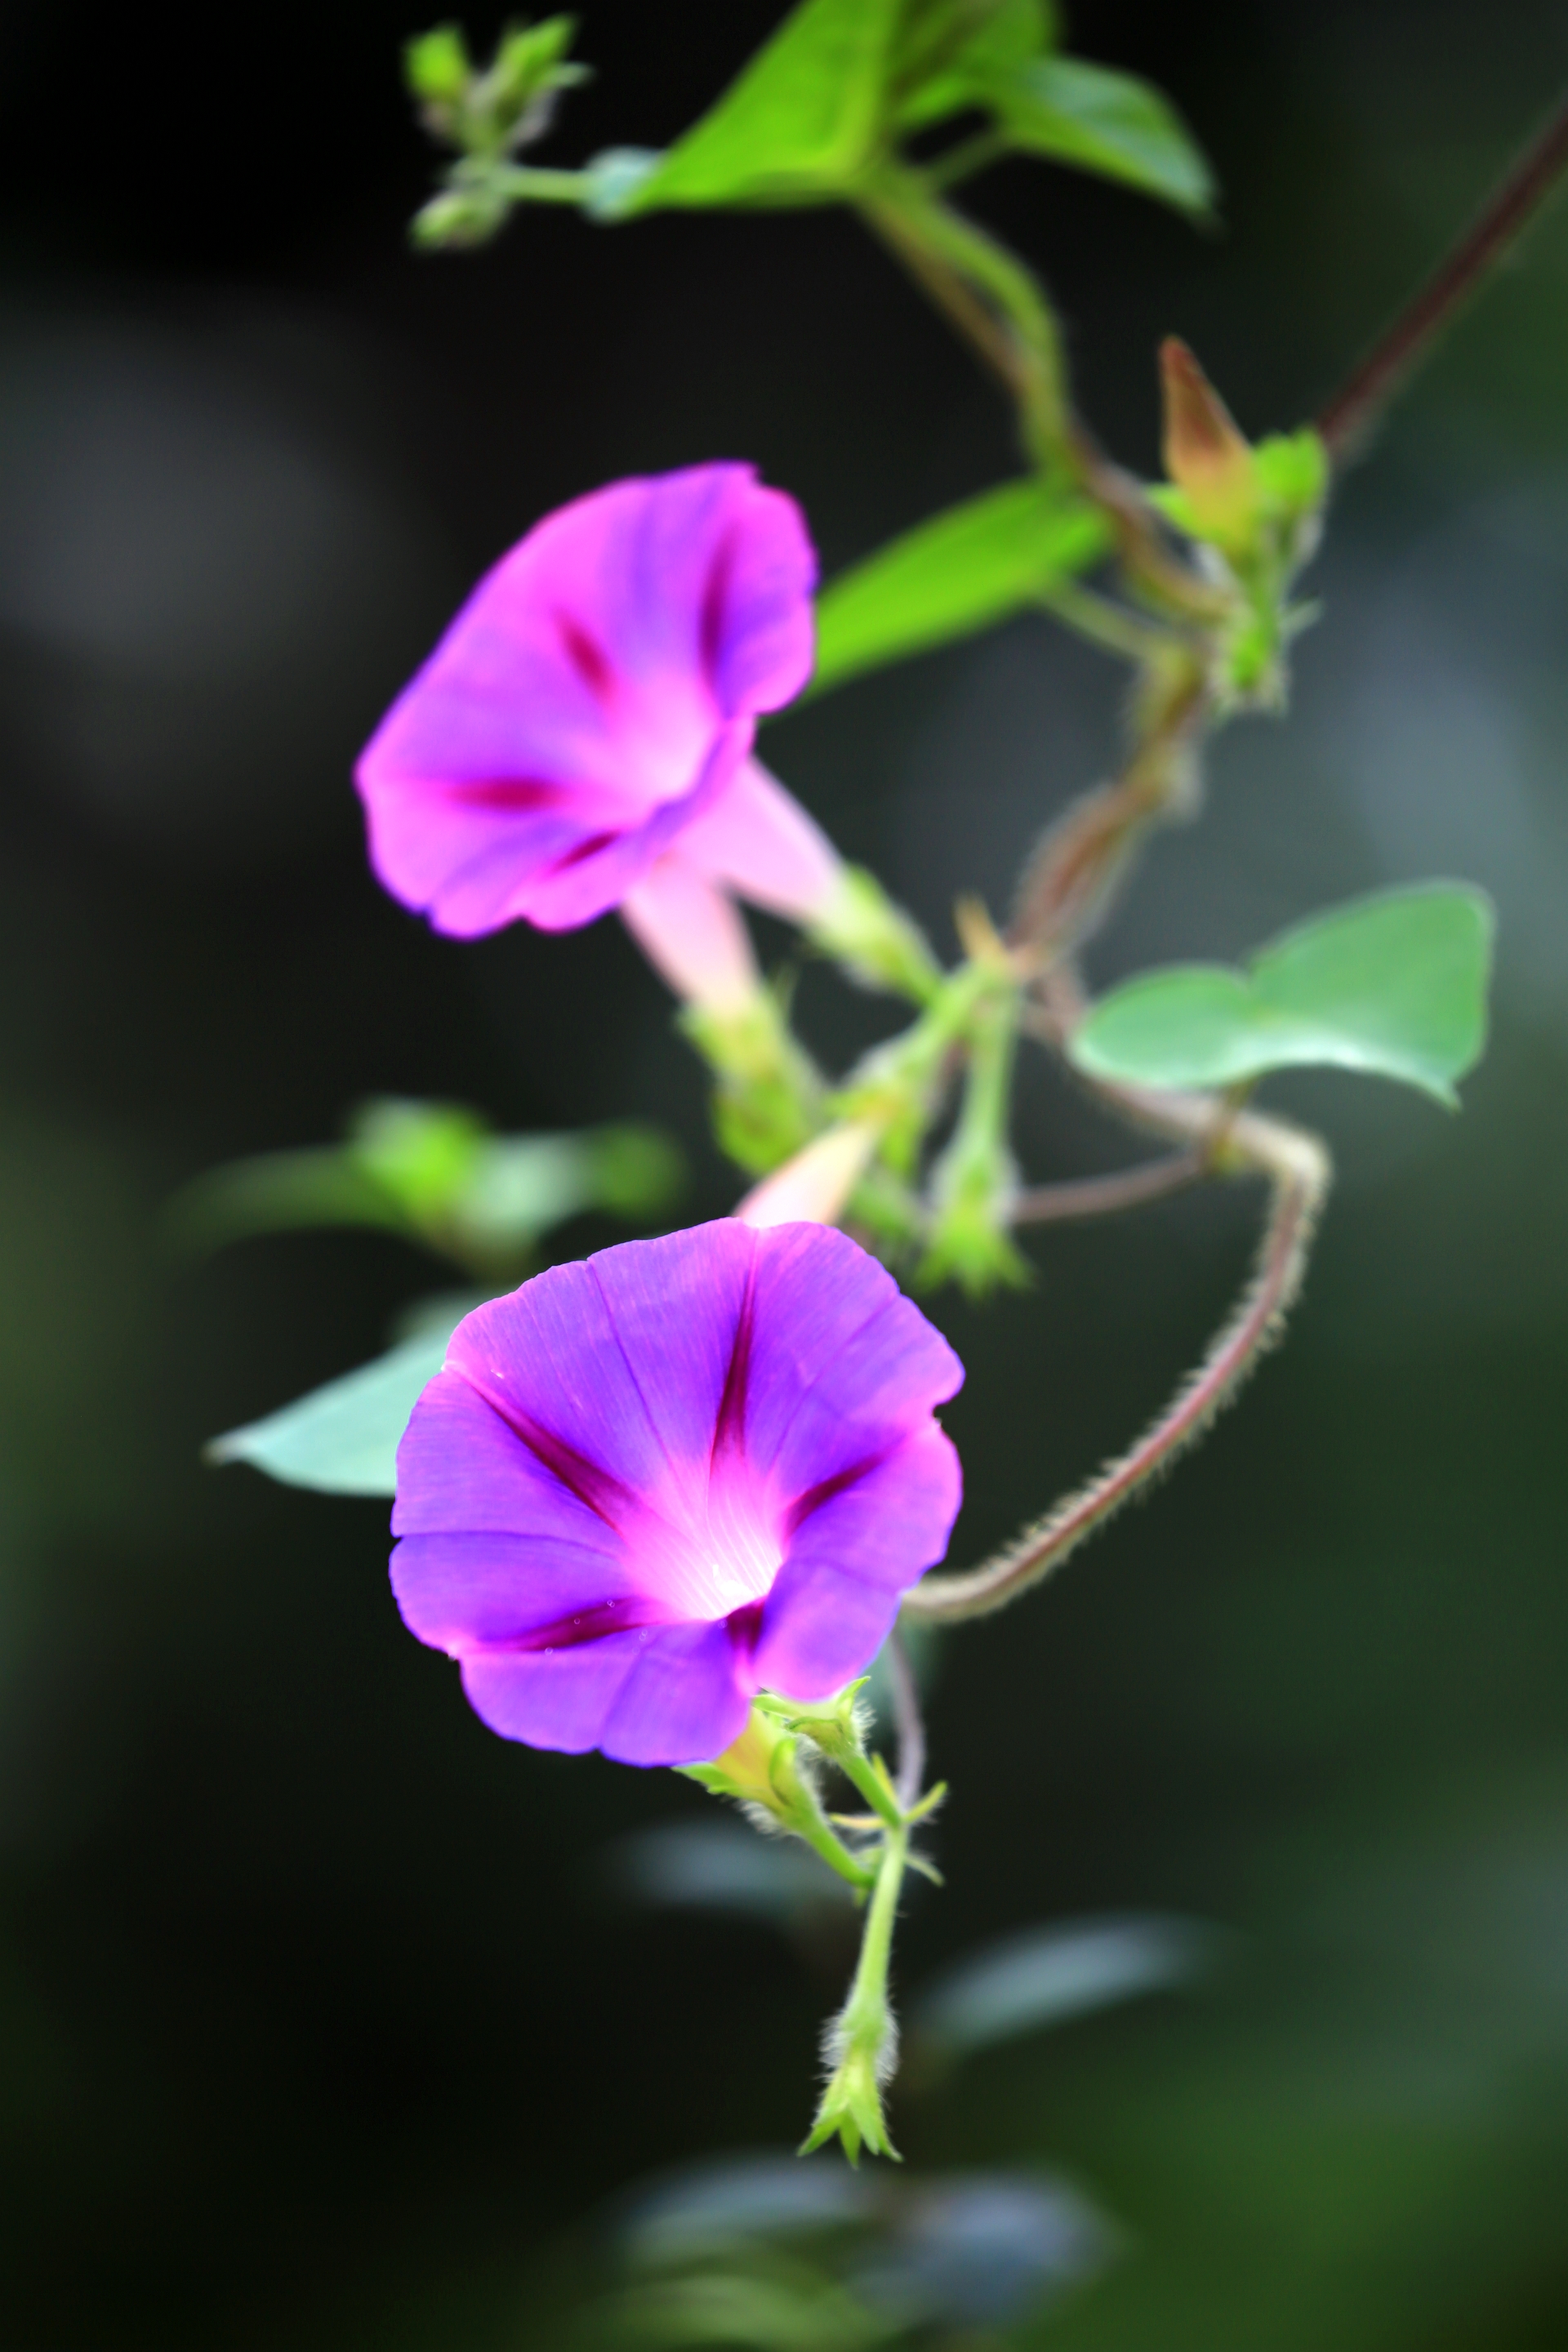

{"left": 599, "top": 0, "right": 905, "bottom": 216}
{"left": 206, "top": 1295, "right": 484, "bottom": 1496}
{"left": 981, "top": 56, "right": 1214, "bottom": 215}
{"left": 1071, "top": 884, "right": 1494, "bottom": 1105}
{"left": 812, "top": 479, "right": 1111, "bottom": 693}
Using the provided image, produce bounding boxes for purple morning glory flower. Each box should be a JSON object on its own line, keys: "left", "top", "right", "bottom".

{"left": 390, "top": 1220, "right": 964, "bottom": 1768}
{"left": 355, "top": 463, "right": 831, "bottom": 940}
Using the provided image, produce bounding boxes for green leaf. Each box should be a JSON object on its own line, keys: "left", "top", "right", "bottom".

{"left": 205, "top": 1294, "right": 485, "bottom": 1497}
{"left": 598, "top": 0, "right": 905, "bottom": 216}
{"left": 893, "top": 0, "right": 1054, "bottom": 128}
{"left": 811, "top": 479, "right": 1111, "bottom": 693}
{"left": 1070, "top": 884, "right": 1494, "bottom": 1106}
{"left": 979, "top": 56, "right": 1215, "bottom": 214}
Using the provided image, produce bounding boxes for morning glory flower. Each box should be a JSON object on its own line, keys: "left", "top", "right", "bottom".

{"left": 354, "top": 463, "right": 843, "bottom": 971}
{"left": 390, "top": 1219, "right": 963, "bottom": 1768}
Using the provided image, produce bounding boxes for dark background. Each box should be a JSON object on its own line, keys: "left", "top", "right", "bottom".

{"left": 1, "top": 2, "right": 1566, "bottom": 2343}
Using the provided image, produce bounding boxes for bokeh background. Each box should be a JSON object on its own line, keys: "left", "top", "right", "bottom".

{"left": 2, "top": 2, "right": 1566, "bottom": 2343}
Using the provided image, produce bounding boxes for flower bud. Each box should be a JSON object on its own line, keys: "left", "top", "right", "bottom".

{"left": 1158, "top": 336, "right": 1258, "bottom": 555}
{"left": 733, "top": 1118, "right": 882, "bottom": 1231}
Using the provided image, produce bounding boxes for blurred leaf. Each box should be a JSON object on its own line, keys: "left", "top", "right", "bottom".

{"left": 599, "top": 1821, "right": 854, "bottom": 1928}
{"left": 910, "top": 1915, "right": 1216, "bottom": 2060}
{"left": 853, "top": 2172, "right": 1111, "bottom": 2325}
{"left": 981, "top": 56, "right": 1214, "bottom": 213}
{"left": 617, "top": 2154, "right": 873, "bottom": 2270}
{"left": 1071, "top": 884, "right": 1494, "bottom": 1106}
{"left": 403, "top": 24, "right": 471, "bottom": 106}
{"left": 173, "top": 1107, "right": 682, "bottom": 1273}
{"left": 604, "top": 2265, "right": 894, "bottom": 2351}
{"left": 812, "top": 479, "right": 1111, "bottom": 692}
{"left": 596, "top": 0, "right": 905, "bottom": 216}
{"left": 350, "top": 1097, "right": 489, "bottom": 1223}
{"left": 205, "top": 1294, "right": 484, "bottom": 1496}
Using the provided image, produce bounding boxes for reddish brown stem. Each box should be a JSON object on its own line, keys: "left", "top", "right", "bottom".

{"left": 1010, "top": 1150, "right": 1203, "bottom": 1226}
{"left": 1318, "top": 86, "right": 1568, "bottom": 463}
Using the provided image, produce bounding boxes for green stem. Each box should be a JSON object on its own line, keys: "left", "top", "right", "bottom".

{"left": 844, "top": 1820, "right": 908, "bottom": 2041}
{"left": 1036, "top": 579, "right": 1180, "bottom": 666}
{"left": 490, "top": 164, "right": 593, "bottom": 203}
{"left": 859, "top": 162, "right": 1072, "bottom": 470}
{"left": 924, "top": 127, "right": 1011, "bottom": 192}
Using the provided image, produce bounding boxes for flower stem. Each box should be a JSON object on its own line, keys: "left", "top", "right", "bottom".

{"left": 800, "top": 1815, "right": 910, "bottom": 2163}
{"left": 490, "top": 164, "right": 593, "bottom": 204}
{"left": 884, "top": 1628, "right": 926, "bottom": 1814}
{"left": 858, "top": 162, "right": 1073, "bottom": 470}
{"left": 1318, "top": 85, "right": 1568, "bottom": 464}
{"left": 1008, "top": 653, "right": 1210, "bottom": 959}
{"left": 1009, "top": 1148, "right": 1205, "bottom": 1226}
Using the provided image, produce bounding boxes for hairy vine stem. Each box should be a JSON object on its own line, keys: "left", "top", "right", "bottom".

{"left": 1009, "top": 1148, "right": 1203, "bottom": 1226}
{"left": 905, "top": 1098, "right": 1330, "bottom": 1624}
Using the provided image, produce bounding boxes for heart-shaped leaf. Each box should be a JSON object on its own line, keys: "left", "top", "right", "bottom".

{"left": 1070, "top": 884, "right": 1494, "bottom": 1105}
{"left": 812, "top": 479, "right": 1110, "bottom": 693}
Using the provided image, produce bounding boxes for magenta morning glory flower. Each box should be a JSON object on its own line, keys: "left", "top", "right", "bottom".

{"left": 354, "top": 463, "right": 840, "bottom": 951}
{"left": 390, "top": 1220, "right": 964, "bottom": 1768}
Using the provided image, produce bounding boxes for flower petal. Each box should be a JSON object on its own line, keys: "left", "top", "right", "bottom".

{"left": 676, "top": 759, "right": 840, "bottom": 922}
{"left": 751, "top": 1560, "right": 903, "bottom": 1704}
{"left": 621, "top": 854, "right": 762, "bottom": 1012}
{"left": 754, "top": 1427, "right": 962, "bottom": 1698}
{"left": 581, "top": 1221, "right": 759, "bottom": 1477}
{"left": 393, "top": 1365, "right": 620, "bottom": 1541}
{"left": 391, "top": 1530, "right": 664, "bottom": 1653}
{"left": 460, "top": 1630, "right": 652, "bottom": 1754}
{"left": 742, "top": 1224, "right": 964, "bottom": 1494}
{"left": 443, "top": 1260, "right": 682, "bottom": 1509}
{"left": 597, "top": 1615, "right": 755, "bottom": 1766}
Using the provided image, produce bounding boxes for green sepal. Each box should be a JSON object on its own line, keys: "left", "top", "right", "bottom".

{"left": 799, "top": 2039, "right": 901, "bottom": 2166}
{"left": 681, "top": 1704, "right": 878, "bottom": 1893}
{"left": 915, "top": 982, "right": 1031, "bottom": 1298}
{"left": 406, "top": 13, "right": 586, "bottom": 158}
{"left": 804, "top": 866, "right": 943, "bottom": 1003}
{"left": 679, "top": 988, "right": 822, "bottom": 1177}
